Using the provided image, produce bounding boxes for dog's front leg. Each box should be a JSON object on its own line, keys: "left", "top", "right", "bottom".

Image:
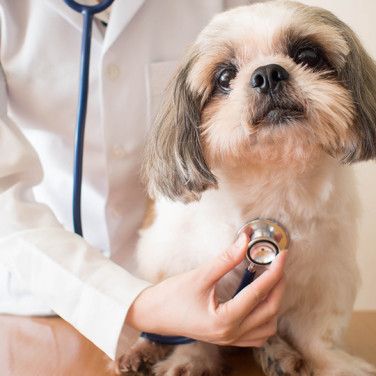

{"left": 254, "top": 311, "right": 376, "bottom": 376}
{"left": 152, "top": 341, "right": 222, "bottom": 376}
{"left": 253, "top": 255, "right": 375, "bottom": 376}
{"left": 115, "top": 337, "right": 173, "bottom": 375}
{"left": 253, "top": 334, "right": 311, "bottom": 376}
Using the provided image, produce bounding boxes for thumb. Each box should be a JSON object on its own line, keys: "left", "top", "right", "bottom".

{"left": 199, "top": 233, "right": 248, "bottom": 287}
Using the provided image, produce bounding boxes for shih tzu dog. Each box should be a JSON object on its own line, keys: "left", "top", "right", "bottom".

{"left": 117, "top": 1, "right": 376, "bottom": 375}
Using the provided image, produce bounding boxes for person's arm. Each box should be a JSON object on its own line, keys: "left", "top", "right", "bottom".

{"left": 0, "top": 107, "right": 151, "bottom": 360}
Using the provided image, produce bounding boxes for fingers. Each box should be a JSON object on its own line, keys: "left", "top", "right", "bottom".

{"left": 212, "top": 273, "right": 285, "bottom": 346}
{"left": 213, "top": 316, "right": 278, "bottom": 347}
{"left": 221, "top": 250, "right": 288, "bottom": 321}
{"left": 233, "top": 317, "right": 278, "bottom": 347}
{"left": 198, "top": 233, "right": 249, "bottom": 287}
{"left": 238, "top": 271, "right": 285, "bottom": 333}
{"left": 208, "top": 250, "right": 287, "bottom": 346}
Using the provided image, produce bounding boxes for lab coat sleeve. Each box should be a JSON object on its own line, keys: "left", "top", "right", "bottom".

{"left": 0, "top": 112, "right": 151, "bottom": 360}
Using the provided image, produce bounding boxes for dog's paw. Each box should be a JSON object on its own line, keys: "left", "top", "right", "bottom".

{"left": 115, "top": 338, "right": 172, "bottom": 375}
{"left": 153, "top": 355, "right": 219, "bottom": 376}
{"left": 253, "top": 336, "right": 311, "bottom": 376}
{"left": 153, "top": 342, "right": 222, "bottom": 376}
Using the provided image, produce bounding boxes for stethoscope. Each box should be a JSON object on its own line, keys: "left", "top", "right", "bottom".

{"left": 233, "top": 219, "right": 289, "bottom": 295}
{"left": 64, "top": 0, "right": 289, "bottom": 348}
{"left": 63, "top": 0, "right": 115, "bottom": 237}
{"left": 142, "top": 219, "right": 289, "bottom": 345}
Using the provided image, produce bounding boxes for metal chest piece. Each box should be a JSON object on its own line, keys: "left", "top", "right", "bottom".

{"left": 237, "top": 219, "right": 289, "bottom": 266}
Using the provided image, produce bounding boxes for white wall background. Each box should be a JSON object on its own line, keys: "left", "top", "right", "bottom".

{"left": 298, "top": 0, "right": 376, "bottom": 310}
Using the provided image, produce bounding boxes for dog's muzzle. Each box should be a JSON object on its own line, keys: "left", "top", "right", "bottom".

{"left": 250, "top": 64, "right": 305, "bottom": 126}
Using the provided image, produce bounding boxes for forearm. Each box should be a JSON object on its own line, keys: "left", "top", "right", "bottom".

{"left": 0, "top": 227, "right": 151, "bottom": 359}
{"left": 0, "top": 116, "right": 151, "bottom": 359}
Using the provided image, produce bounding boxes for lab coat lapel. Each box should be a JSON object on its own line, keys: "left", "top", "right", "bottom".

{"left": 44, "top": 0, "right": 104, "bottom": 44}
{"left": 102, "top": 0, "right": 146, "bottom": 53}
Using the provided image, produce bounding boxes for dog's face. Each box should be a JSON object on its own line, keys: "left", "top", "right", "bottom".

{"left": 144, "top": 0, "right": 376, "bottom": 202}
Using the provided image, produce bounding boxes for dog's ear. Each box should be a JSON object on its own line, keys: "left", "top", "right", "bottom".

{"left": 143, "top": 48, "right": 217, "bottom": 203}
{"left": 335, "top": 21, "right": 376, "bottom": 162}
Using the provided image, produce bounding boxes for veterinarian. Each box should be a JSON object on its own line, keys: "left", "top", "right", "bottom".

{"left": 0, "top": 0, "right": 287, "bottom": 361}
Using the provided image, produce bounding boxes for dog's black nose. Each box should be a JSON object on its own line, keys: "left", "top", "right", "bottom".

{"left": 251, "top": 64, "right": 289, "bottom": 94}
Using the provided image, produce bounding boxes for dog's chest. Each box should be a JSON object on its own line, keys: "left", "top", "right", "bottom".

{"left": 136, "top": 163, "right": 355, "bottom": 295}
{"left": 137, "top": 182, "right": 301, "bottom": 282}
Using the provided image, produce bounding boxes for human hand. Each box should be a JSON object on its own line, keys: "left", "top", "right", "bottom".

{"left": 125, "top": 233, "right": 287, "bottom": 347}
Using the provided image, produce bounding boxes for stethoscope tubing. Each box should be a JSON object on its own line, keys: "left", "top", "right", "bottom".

{"left": 63, "top": 0, "right": 115, "bottom": 236}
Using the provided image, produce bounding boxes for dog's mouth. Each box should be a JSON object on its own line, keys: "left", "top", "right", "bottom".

{"left": 252, "top": 95, "right": 306, "bottom": 127}
{"left": 264, "top": 106, "right": 305, "bottom": 123}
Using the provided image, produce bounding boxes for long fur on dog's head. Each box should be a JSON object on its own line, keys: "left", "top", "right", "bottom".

{"left": 143, "top": 0, "right": 376, "bottom": 203}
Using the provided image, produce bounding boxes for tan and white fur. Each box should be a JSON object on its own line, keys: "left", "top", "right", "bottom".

{"left": 117, "top": 1, "right": 376, "bottom": 375}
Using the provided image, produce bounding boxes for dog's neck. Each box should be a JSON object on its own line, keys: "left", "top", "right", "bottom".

{"left": 207, "top": 153, "right": 341, "bottom": 223}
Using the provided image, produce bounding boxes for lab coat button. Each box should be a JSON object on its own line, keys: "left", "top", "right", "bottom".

{"left": 112, "top": 145, "right": 127, "bottom": 159}
{"left": 106, "top": 64, "right": 120, "bottom": 81}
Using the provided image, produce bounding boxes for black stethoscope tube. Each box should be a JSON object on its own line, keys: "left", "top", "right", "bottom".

{"left": 63, "top": 0, "right": 114, "bottom": 236}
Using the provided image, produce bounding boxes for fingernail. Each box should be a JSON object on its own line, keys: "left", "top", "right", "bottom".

{"left": 276, "top": 249, "right": 288, "bottom": 263}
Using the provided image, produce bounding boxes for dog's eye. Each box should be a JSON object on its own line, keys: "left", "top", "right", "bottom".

{"left": 294, "top": 47, "right": 323, "bottom": 69}
{"left": 217, "top": 68, "right": 237, "bottom": 93}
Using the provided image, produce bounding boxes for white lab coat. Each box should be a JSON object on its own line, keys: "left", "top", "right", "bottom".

{"left": 0, "top": 0, "right": 257, "bottom": 360}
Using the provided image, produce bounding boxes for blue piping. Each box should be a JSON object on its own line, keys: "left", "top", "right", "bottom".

{"left": 63, "top": 0, "right": 115, "bottom": 236}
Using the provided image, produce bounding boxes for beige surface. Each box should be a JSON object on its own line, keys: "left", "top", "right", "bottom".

{"left": 0, "top": 312, "right": 375, "bottom": 376}
{"left": 297, "top": 0, "right": 376, "bottom": 310}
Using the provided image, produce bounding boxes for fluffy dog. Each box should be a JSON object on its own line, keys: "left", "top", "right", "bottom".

{"left": 117, "top": 1, "right": 376, "bottom": 375}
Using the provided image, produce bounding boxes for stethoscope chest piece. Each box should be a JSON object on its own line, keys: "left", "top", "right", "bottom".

{"left": 237, "top": 219, "right": 289, "bottom": 266}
